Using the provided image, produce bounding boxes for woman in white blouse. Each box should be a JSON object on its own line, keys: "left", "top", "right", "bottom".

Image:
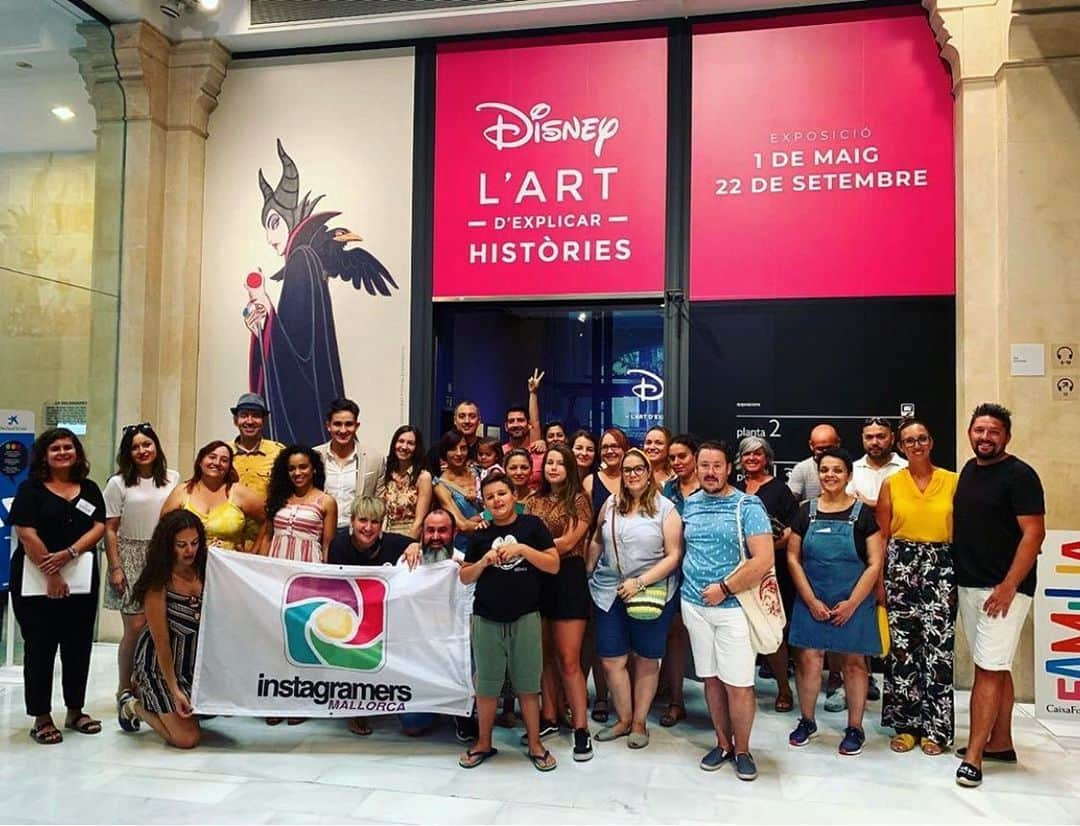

{"left": 102, "top": 423, "right": 179, "bottom": 732}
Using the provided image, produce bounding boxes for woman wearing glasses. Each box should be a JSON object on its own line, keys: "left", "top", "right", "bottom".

{"left": 875, "top": 419, "right": 958, "bottom": 755}
{"left": 103, "top": 423, "right": 180, "bottom": 731}
{"left": 587, "top": 448, "right": 682, "bottom": 749}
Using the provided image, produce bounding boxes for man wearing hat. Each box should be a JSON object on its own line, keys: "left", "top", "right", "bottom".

{"left": 230, "top": 393, "right": 283, "bottom": 551}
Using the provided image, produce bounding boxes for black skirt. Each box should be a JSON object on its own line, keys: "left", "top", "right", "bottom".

{"left": 540, "top": 555, "right": 591, "bottom": 620}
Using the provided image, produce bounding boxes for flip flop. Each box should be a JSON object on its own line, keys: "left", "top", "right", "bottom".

{"left": 64, "top": 714, "right": 101, "bottom": 734}
{"left": 659, "top": 703, "right": 686, "bottom": 727}
{"left": 528, "top": 749, "right": 557, "bottom": 772}
{"left": 774, "top": 695, "right": 794, "bottom": 713}
{"left": 348, "top": 718, "right": 372, "bottom": 736}
{"left": 286, "top": 718, "right": 306, "bottom": 726}
{"left": 459, "top": 747, "right": 498, "bottom": 768}
{"left": 29, "top": 722, "right": 63, "bottom": 745}
{"left": 265, "top": 717, "right": 284, "bottom": 726}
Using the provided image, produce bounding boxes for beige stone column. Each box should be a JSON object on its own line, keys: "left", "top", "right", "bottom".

{"left": 75, "top": 21, "right": 228, "bottom": 472}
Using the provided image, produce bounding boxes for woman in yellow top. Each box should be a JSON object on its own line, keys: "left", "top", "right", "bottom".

{"left": 161, "top": 441, "right": 264, "bottom": 552}
{"left": 875, "top": 419, "right": 958, "bottom": 756}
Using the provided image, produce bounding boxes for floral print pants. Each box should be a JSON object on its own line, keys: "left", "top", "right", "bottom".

{"left": 882, "top": 538, "right": 957, "bottom": 745}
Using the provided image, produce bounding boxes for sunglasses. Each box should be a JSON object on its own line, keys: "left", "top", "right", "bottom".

{"left": 122, "top": 422, "right": 152, "bottom": 435}
{"left": 863, "top": 417, "right": 892, "bottom": 428}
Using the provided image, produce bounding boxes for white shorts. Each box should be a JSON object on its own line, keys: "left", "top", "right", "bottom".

{"left": 958, "top": 586, "right": 1032, "bottom": 672}
{"left": 681, "top": 600, "right": 756, "bottom": 687}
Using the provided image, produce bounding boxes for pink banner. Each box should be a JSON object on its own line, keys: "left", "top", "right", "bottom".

{"left": 434, "top": 31, "right": 668, "bottom": 299}
{"left": 690, "top": 8, "right": 954, "bottom": 300}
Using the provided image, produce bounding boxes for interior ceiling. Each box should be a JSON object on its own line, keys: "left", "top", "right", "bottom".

{"left": 84, "top": 0, "right": 842, "bottom": 53}
{"left": 0, "top": 0, "right": 99, "bottom": 153}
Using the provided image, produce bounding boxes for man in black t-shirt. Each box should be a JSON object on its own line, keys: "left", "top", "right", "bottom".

{"left": 458, "top": 471, "right": 559, "bottom": 772}
{"left": 953, "top": 404, "right": 1045, "bottom": 789}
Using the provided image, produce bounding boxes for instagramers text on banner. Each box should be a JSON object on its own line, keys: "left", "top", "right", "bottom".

{"left": 433, "top": 30, "right": 668, "bottom": 299}
{"left": 191, "top": 550, "right": 473, "bottom": 717}
{"left": 1034, "top": 531, "right": 1080, "bottom": 724}
{"left": 689, "top": 7, "right": 954, "bottom": 300}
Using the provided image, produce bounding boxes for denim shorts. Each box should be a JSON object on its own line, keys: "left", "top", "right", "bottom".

{"left": 593, "top": 596, "right": 677, "bottom": 660}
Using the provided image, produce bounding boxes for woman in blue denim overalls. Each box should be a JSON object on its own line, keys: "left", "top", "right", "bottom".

{"left": 786, "top": 448, "right": 885, "bottom": 756}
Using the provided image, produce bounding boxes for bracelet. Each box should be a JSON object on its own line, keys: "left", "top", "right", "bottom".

{"left": 718, "top": 580, "right": 731, "bottom": 598}
{"left": 68, "top": 547, "right": 78, "bottom": 560}
{"left": 636, "top": 578, "right": 647, "bottom": 593}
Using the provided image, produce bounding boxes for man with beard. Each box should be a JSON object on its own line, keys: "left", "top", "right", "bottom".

{"left": 501, "top": 370, "right": 547, "bottom": 490}
{"left": 954, "top": 404, "right": 1045, "bottom": 789}
{"left": 848, "top": 417, "right": 907, "bottom": 508}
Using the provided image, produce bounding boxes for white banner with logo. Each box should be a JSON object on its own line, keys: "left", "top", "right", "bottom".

{"left": 191, "top": 550, "right": 473, "bottom": 717}
{"left": 1034, "top": 530, "right": 1080, "bottom": 724}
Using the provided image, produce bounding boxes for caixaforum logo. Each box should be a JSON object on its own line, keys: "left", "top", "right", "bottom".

{"left": 283, "top": 575, "right": 387, "bottom": 671}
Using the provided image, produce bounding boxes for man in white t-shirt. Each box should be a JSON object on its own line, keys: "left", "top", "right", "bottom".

{"left": 848, "top": 417, "right": 908, "bottom": 508}
{"left": 786, "top": 424, "right": 840, "bottom": 501}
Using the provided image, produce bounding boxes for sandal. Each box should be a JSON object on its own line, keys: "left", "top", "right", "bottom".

{"left": 921, "top": 740, "right": 946, "bottom": 756}
{"left": 266, "top": 717, "right": 284, "bottom": 726}
{"left": 890, "top": 733, "right": 918, "bottom": 753}
{"left": 659, "top": 703, "right": 686, "bottom": 727}
{"left": 458, "top": 747, "right": 498, "bottom": 768}
{"left": 527, "top": 749, "right": 557, "bottom": 772}
{"left": 64, "top": 714, "right": 102, "bottom": 735}
{"left": 29, "top": 721, "right": 63, "bottom": 745}
{"left": 286, "top": 718, "right": 306, "bottom": 726}
{"left": 774, "top": 694, "right": 794, "bottom": 713}
{"left": 347, "top": 718, "right": 372, "bottom": 736}
{"left": 591, "top": 699, "right": 610, "bottom": 724}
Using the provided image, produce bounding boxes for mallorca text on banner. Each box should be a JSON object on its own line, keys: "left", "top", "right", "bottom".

{"left": 1035, "top": 531, "right": 1080, "bottom": 723}
{"left": 690, "top": 7, "right": 954, "bottom": 300}
{"left": 433, "top": 30, "right": 668, "bottom": 299}
{"left": 191, "top": 550, "right": 473, "bottom": 717}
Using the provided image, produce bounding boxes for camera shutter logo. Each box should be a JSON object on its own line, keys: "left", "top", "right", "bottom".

{"left": 283, "top": 575, "right": 387, "bottom": 671}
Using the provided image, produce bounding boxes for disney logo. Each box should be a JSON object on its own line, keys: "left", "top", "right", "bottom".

{"left": 476, "top": 102, "right": 620, "bottom": 159}
{"left": 627, "top": 369, "right": 664, "bottom": 402}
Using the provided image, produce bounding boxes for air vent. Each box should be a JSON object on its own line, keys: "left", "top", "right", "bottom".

{"left": 250, "top": 0, "right": 540, "bottom": 26}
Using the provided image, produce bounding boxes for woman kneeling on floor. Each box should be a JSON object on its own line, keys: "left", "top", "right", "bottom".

{"left": 121, "top": 509, "right": 207, "bottom": 749}
{"left": 458, "top": 470, "right": 561, "bottom": 771}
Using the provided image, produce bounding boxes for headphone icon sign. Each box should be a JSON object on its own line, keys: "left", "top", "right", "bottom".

{"left": 1057, "top": 377, "right": 1075, "bottom": 396}
{"left": 1056, "top": 346, "right": 1074, "bottom": 366}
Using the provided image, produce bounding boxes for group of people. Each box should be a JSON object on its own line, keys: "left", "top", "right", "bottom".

{"left": 7, "top": 381, "right": 1044, "bottom": 789}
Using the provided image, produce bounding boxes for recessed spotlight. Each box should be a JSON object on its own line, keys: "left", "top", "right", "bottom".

{"left": 199, "top": 0, "right": 220, "bottom": 9}
{"left": 15, "top": 61, "right": 33, "bottom": 69}
{"left": 51, "top": 106, "right": 76, "bottom": 121}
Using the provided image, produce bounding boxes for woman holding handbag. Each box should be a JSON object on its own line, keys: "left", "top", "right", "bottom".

{"left": 681, "top": 441, "right": 775, "bottom": 782}
{"left": 586, "top": 448, "right": 682, "bottom": 749}
{"left": 787, "top": 448, "right": 884, "bottom": 757}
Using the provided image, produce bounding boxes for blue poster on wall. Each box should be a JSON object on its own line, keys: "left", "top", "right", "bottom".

{"left": 0, "top": 410, "right": 35, "bottom": 592}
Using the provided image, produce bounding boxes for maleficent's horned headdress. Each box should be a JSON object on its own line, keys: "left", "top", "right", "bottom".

{"left": 258, "top": 139, "right": 324, "bottom": 230}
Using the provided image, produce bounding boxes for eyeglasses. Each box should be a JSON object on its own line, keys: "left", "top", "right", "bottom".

{"left": 900, "top": 435, "right": 930, "bottom": 447}
{"left": 622, "top": 465, "right": 648, "bottom": 476}
{"left": 600, "top": 444, "right": 621, "bottom": 453}
{"left": 863, "top": 417, "right": 892, "bottom": 428}
{"left": 122, "top": 422, "right": 152, "bottom": 435}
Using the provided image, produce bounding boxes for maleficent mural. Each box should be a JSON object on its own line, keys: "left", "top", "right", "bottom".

{"left": 244, "top": 140, "right": 398, "bottom": 445}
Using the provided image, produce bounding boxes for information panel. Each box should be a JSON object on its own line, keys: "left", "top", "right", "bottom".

{"left": 690, "top": 8, "right": 954, "bottom": 300}
{"left": 434, "top": 31, "right": 668, "bottom": 299}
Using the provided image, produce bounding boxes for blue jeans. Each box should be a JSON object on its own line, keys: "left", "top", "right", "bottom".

{"left": 398, "top": 712, "right": 438, "bottom": 733}
{"left": 593, "top": 596, "right": 677, "bottom": 659}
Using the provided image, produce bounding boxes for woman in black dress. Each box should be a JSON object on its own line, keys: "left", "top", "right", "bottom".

{"left": 10, "top": 428, "right": 106, "bottom": 744}
{"left": 735, "top": 435, "right": 799, "bottom": 712}
{"left": 121, "top": 509, "right": 207, "bottom": 749}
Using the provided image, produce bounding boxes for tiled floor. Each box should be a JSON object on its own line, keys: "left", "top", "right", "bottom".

{"left": 2, "top": 644, "right": 1079, "bottom": 824}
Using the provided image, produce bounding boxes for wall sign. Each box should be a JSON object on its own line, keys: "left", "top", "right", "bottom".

{"left": 434, "top": 31, "right": 668, "bottom": 299}
{"left": 690, "top": 8, "right": 954, "bottom": 300}
{"left": 0, "top": 410, "right": 35, "bottom": 592}
{"left": 1035, "top": 532, "right": 1080, "bottom": 725}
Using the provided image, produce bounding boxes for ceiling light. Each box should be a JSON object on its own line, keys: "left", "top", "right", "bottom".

{"left": 15, "top": 61, "right": 33, "bottom": 69}
{"left": 51, "top": 106, "right": 75, "bottom": 121}
{"left": 199, "top": 0, "right": 220, "bottom": 9}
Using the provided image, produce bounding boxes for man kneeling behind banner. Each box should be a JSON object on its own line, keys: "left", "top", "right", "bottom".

{"left": 192, "top": 549, "right": 473, "bottom": 717}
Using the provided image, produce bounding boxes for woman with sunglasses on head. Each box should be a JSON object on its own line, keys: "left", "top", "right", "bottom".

{"left": 103, "top": 422, "right": 180, "bottom": 731}
{"left": 9, "top": 429, "right": 106, "bottom": 744}
{"left": 433, "top": 430, "right": 484, "bottom": 553}
{"left": 735, "top": 435, "right": 799, "bottom": 714}
{"left": 787, "top": 448, "right": 884, "bottom": 757}
{"left": 525, "top": 444, "right": 594, "bottom": 760}
{"left": 381, "top": 426, "right": 433, "bottom": 539}
{"left": 161, "top": 441, "right": 264, "bottom": 552}
{"left": 120, "top": 510, "right": 207, "bottom": 749}
{"left": 587, "top": 448, "right": 683, "bottom": 749}
{"left": 876, "top": 419, "right": 958, "bottom": 756}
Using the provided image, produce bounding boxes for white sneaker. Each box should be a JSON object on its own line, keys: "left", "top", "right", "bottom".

{"left": 824, "top": 685, "right": 847, "bottom": 712}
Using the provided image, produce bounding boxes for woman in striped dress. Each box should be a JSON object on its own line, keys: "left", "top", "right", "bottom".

{"left": 257, "top": 445, "right": 337, "bottom": 564}
{"left": 121, "top": 510, "right": 207, "bottom": 749}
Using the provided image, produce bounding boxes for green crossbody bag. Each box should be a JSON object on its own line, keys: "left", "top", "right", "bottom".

{"left": 610, "top": 507, "right": 668, "bottom": 621}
